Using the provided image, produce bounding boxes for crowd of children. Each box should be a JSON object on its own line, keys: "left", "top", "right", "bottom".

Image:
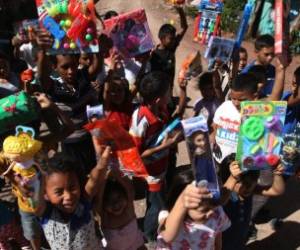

{"left": 0, "top": 2, "right": 299, "bottom": 250}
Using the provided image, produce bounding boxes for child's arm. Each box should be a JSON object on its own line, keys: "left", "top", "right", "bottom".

{"left": 215, "top": 233, "right": 222, "bottom": 250}
{"left": 175, "top": 6, "right": 188, "bottom": 41}
{"left": 34, "top": 93, "right": 75, "bottom": 147}
{"left": 254, "top": 164, "right": 285, "bottom": 197}
{"left": 141, "top": 131, "right": 182, "bottom": 159}
{"left": 160, "top": 184, "right": 212, "bottom": 243}
{"left": 267, "top": 57, "right": 286, "bottom": 101}
{"left": 212, "top": 69, "right": 225, "bottom": 103}
{"left": 220, "top": 161, "right": 242, "bottom": 205}
{"left": 172, "top": 78, "right": 187, "bottom": 118}
{"left": 36, "top": 31, "right": 55, "bottom": 92}
{"left": 87, "top": 53, "right": 102, "bottom": 80}
{"left": 85, "top": 146, "right": 110, "bottom": 201}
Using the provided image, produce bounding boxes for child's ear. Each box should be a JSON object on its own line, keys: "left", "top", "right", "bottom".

{"left": 44, "top": 193, "right": 49, "bottom": 201}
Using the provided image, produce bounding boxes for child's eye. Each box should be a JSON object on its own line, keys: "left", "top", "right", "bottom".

{"left": 54, "top": 189, "right": 63, "bottom": 196}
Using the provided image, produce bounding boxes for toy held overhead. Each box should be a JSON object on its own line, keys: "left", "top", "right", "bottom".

{"left": 236, "top": 101, "right": 287, "bottom": 171}
{"left": 103, "top": 8, "right": 154, "bottom": 58}
{"left": 35, "top": 0, "right": 99, "bottom": 54}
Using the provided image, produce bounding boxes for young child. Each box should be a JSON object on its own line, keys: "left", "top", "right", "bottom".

{"left": 242, "top": 34, "right": 275, "bottom": 96}
{"left": 220, "top": 154, "right": 285, "bottom": 250}
{"left": 101, "top": 73, "right": 133, "bottom": 130}
{"left": 36, "top": 147, "right": 110, "bottom": 250}
{"left": 150, "top": 6, "right": 187, "bottom": 91}
{"left": 194, "top": 72, "right": 222, "bottom": 131}
{"left": 99, "top": 169, "right": 145, "bottom": 250}
{"left": 37, "top": 31, "right": 100, "bottom": 173}
{"left": 238, "top": 47, "right": 248, "bottom": 73}
{"left": 129, "top": 71, "right": 181, "bottom": 241}
{"left": 157, "top": 169, "right": 231, "bottom": 250}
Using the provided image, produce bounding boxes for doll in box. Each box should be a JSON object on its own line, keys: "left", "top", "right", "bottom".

{"left": 1, "top": 126, "right": 42, "bottom": 212}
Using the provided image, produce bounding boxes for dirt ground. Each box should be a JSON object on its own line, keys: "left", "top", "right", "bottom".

{"left": 96, "top": 1, "right": 300, "bottom": 249}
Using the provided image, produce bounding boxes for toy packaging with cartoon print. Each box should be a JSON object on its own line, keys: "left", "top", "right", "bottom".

{"left": 35, "top": 0, "right": 99, "bottom": 54}
{"left": 181, "top": 115, "right": 220, "bottom": 199}
{"left": 103, "top": 8, "right": 154, "bottom": 58}
{"left": 236, "top": 101, "right": 287, "bottom": 171}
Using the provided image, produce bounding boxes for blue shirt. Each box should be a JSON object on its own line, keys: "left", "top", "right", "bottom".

{"left": 242, "top": 60, "right": 275, "bottom": 96}
{"left": 282, "top": 91, "right": 300, "bottom": 134}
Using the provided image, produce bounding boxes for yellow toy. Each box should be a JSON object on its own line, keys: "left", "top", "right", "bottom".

{"left": 1, "top": 126, "right": 43, "bottom": 213}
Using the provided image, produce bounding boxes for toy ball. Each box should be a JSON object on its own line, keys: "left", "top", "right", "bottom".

{"left": 70, "top": 42, "right": 76, "bottom": 49}
{"left": 60, "top": 20, "right": 66, "bottom": 27}
{"left": 65, "top": 20, "right": 72, "bottom": 27}
{"left": 63, "top": 43, "right": 70, "bottom": 49}
{"left": 85, "top": 34, "right": 93, "bottom": 41}
{"left": 87, "top": 28, "right": 93, "bottom": 34}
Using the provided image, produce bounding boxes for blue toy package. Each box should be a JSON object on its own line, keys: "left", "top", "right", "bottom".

{"left": 236, "top": 101, "right": 287, "bottom": 171}
{"left": 181, "top": 115, "right": 220, "bottom": 199}
{"left": 235, "top": 3, "right": 253, "bottom": 48}
{"left": 151, "top": 118, "right": 181, "bottom": 146}
{"left": 280, "top": 123, "right": 300, "bottom": 175}
{"left": 205, "top": 36, "right": 235, "bottom": 63}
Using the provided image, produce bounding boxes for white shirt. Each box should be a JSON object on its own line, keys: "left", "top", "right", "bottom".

{"left": 213, "top": 101, "right": 241, "bottom": 163}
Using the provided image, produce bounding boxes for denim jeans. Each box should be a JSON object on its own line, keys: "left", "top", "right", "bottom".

{"left": 143, "top": 190, "right": 165, "bottom": 241}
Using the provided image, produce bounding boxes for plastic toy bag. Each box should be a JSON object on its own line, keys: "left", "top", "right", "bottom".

{"left": 193, "top": 0, "right": 223, "bottom": 44}
{"left": 0, "top": 91, "right": 40, "bottom": 134}
{"left": 181, "top": 115, "right": 220, "bottom": 199}
{"left": 103, "top": 8, "right": 154, "bottom": 58}
{"left": 85, "top": 119, "right": 148, "bottom": 178}
{"left": 236, "top": 101, "right": 287, "bottom": 171}
{"left": 35, "top": 0, "right": 99, "bottom": 54}
{"left": 205, "top": 36, "right": 235, "bottom": 63}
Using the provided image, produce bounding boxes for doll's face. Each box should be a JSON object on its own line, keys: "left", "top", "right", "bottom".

{"left": 283, "top": 145, "right": 297, "bottom": 161}
{"left": 193, "top": 133, "right": 207, "bottom": 151}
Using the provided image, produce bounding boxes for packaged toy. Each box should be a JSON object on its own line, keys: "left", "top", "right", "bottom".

{"left": 85, "top": 120, "right": 148, "bottom": 178}
{"left": 193, "top": 0, "right": 223, "bottom": 44}
{"left": 178, "top": 51, "right": 202, "bottom": 81}
{"left": 13, "top": 19, "right": 39, "bottom": 42}
{"left": 86, "top": 104, "right": 104, "bottom": 121}
{"left": 103, "top": 8, "right": 154, "bottom": 58}
{"left": 181, "top": 115, "right": 220, "bottom": 199}
{"left": 35, "top": 0, "right": 99, "bottom": 54}
{"left": 1, "top": 126, "right": 43, "bottom": 212}
{"left": 0, "top": 91, "right": 40, "bottom": 134}
{"left": 236, "top": 101, "right": 287, "bottom": 171}
{"left": 205, "top": 36, "right": 235, "bottom": 63}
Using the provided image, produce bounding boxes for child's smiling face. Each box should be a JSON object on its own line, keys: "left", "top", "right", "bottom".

{"left": 45, "top": 171, "right": 81, "bottom": 214}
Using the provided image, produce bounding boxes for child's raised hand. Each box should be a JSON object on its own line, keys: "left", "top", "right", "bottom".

{"left": 36, "top": 29, "right": 54, "bottom": 50}
{"left": 96, "top": 146, "right": 111, "bottom": 170}
{"left": 34, "top": 92, "right": 54, "bottom": 109}
{"left": 229, "top": 161, "right": 242, "bottom": 180}
{"left": 273, "top": 163, "right": 284, "bottom": 176}
{"left": 181, "top": 183, "right": 212, "bottom": 209}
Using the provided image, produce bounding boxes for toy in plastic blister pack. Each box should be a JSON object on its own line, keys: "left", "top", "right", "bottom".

{"left": 104, "top": 8, "right": 154, "bottom": 58}
{"left": 280, "top": 123, "right": 300, "bottom": 175}
{"left": 35, "top": 0, "right": 99, "bottom": 54}
{"left": 178, "top": 51, "right": 202, "bottom": 81}
{"left": 14, "top": 19, "right": 39, "bottom": 42}
{"left": 205, "top": 36, "right": 235, "bottom": 63}
{"left": 181, "top": 115, "right": 220, "bottom": 199}
{"left": 193, "top": 0, "right": 223, "bottom": 45}
{"left": 236, "top": 101, "right": 287, "bottom": 171}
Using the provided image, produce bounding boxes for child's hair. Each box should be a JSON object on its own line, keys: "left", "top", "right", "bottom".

{"left": 139, "top": 71, "right": 170, "bottom": 103}
{"left": 50, "top": 54, "right": 80, "bottom": 66}
{"left": 45, "top": 153, "right": 85, "bottom": 187}
{"left": 197, "top": 72, "right": 213, "bottom": 90}
{"left": 102, "top": 178, "right": 128, "bottom": 205}
{"left": 255, "top": 34, "right": 275, "bottom": 51}
{"left": 166, "top": 168, "right": 194, "bottom": 210}
{"left": 219, "top": 154, "right": 259, "bottom": 186}
{"left": 239, "top": 47, "right": 248, "bottom": 55}
{"left": 231, "top": 73, "right": 258, "bottom": 94}
{"left": 158, "top": 24, "right": 176, "bottom": 40}
{"left": 247, "top": 65, "right": 267, "bottom": 84}
{"left": 103, "top": 10, "right": 118, "bottom": 20}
